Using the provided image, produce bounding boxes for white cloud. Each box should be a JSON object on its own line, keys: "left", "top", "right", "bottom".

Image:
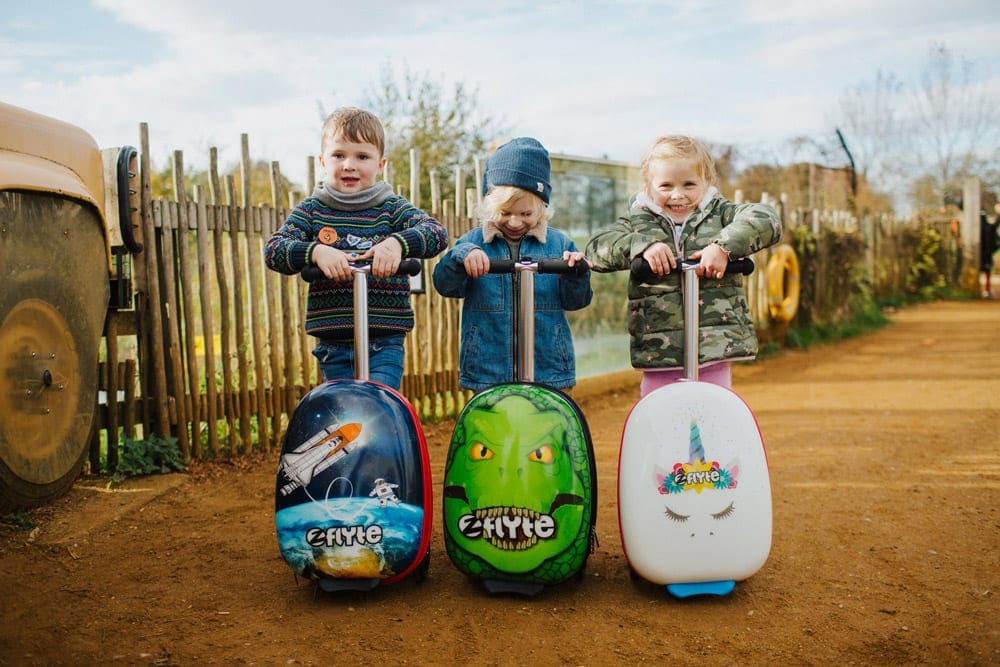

{"left": 1, "top": 0, "right": 996, "bottom": 192}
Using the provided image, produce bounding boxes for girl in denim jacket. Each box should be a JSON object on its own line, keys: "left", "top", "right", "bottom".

{"left": 432, "top": 138, "right": 592, "bottom": 392}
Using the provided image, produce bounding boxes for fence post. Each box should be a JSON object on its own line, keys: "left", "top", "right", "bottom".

{"left": 138, "top": 123, "right": 171, "bottom": 439}
{"left": 193, "top": 185, "right": 220, "bottom": 455}
{"left": 173, "top": 150, "right": 201, "bottom": 457}
{"left": 209, "top": 151, "right": 238, "bottom": 453}
{"left": 962, "top": 177, "right": 982, "bottom": 290}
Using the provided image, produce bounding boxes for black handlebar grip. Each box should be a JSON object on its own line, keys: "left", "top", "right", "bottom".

{"left": 630, "top": 256, "right": 755, "bottom": 282}
{"left": 487, "top": 259, "right": 516, "bottom": 274}
{"left": 301, "top": 264, "right": 323, "bottom": 282}
{"left": 537, "top": 258, "right": 590, "bottom": 276}
{"left": 723, "top": 257, "right": 755, "bottom": 275}
{"left": 396, "top": 258, "right": 423, "bottom": 276}
{"left": 301, "top": 258, "right": 422, "bottom": 282}
{"left": 486, "top": 258, "right": 588, "bottom": 276}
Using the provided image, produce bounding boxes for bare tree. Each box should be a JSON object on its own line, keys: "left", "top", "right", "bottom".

{"left": 836, "top": 69, "right": 905, "bottom": 187}
{"left": 831, "top": 43, "right": 998, "bottom": 212}
{"left": 908, "top": 43, "right": 999, "bottom": 205}
{"left": 362, "top": 62, "right": 508, "bottom": 206}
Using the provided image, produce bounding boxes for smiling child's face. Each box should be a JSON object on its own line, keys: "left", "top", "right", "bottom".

{"left": 646, "top": 157, "right": 708, "bottom": 223}
{"left": 495, "top": 192, "right": 543, "bottom": 241}
{"left": 319, "top": 133, "right": 386, "bottom": 193}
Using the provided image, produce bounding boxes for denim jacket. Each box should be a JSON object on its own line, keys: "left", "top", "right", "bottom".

{"left": 432, "top": 223, "right": 592, "bottom": 391}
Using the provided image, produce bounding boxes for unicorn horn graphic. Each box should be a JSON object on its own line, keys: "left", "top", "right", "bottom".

{"left": 689, "top": 419, "right": 705, "bottom": 464}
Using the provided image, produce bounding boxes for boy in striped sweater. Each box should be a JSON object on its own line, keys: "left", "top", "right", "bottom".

{"left": 264, "top": 107, "right": 448, "bottom": 389}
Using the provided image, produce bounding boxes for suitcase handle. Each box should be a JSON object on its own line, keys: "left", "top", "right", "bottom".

{"left": 629, "top": 256, "right": 754, "bottom": 283}
{"left": 301, "top": 257, "right": 422, "bottom": 282}
{"left": 480, "top": 257, "right": 586, "bottom": 382}
{"left": 629, "top": 256, "right": 755, "bottom": 380}
{"left": 487, "top": 257, "right": 590, "bottom": 277}
{"left": 301, "top": 258, "right": 421, "bottom": 380}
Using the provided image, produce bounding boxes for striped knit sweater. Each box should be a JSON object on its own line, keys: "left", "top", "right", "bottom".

{"left": 264, "top": 193, "right": 448, "bottom": 340}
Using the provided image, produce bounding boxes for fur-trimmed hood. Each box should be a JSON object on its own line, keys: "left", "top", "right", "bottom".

{"left": 481, "top": 216, "right": 548, "bottom": 244}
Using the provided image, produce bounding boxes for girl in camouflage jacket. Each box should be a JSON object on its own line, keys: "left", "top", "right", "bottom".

{"left": 585, "top": 135, "right": 781, "bottom": 397}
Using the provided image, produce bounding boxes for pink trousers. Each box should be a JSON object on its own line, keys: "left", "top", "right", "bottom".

{"left": 639, "top": 362, "right": 733, "bottom": 397}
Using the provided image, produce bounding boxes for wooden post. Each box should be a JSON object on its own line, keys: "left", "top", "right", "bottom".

{"left": 139, "top": 123, "right": 170, "bottom": 438}
{"left": 103, "top": 320, "right": 119, "bottom": 472}
{"left": 454, "top": 167, "right": 464, "bottom": 219}
{"left": 227, "top": 172, "right": 252, "bottom": 452}
{"left": 246, "top": 204, "right": 271, "bottom": 451}
{"left": 963, "top": 176, "right": 982, "bottom": 290}
{"left": 261, "top": 205, "right": 286, "bottom": 441}
{"left": 155, "top": 197, "right": 190, "bottom": 456}
{"left": 209, "top": 150, "right": 237, "bottom": 453}
{"left": 173, "top": 150, "right": 201, "bottom": 457}
{"left": 429, "top": 169, "right": 440, "bottom": 217}
{"left": 409, "top": 148, "right": 420, "bottom": 209}
{"left": 473, "top": 156, "right": 484, "bottom": 209}
{"left": 193, "top": 185, "right": 220, "bottom": 455}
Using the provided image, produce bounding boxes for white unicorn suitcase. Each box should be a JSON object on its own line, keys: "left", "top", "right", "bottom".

{"left": 617, "top": 259, "right": 771, "bottom": 598}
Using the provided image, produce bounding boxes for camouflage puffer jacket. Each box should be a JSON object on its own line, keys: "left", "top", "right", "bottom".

{"left": 585, "top": 192, "right": 782, "bottom": 370}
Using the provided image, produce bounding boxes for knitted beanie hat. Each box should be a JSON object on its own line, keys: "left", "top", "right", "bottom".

{"left": 482, "top": 137, "right": 551, "bottom": 204}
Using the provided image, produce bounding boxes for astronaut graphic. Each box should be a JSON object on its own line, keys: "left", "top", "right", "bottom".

{"left": 369, "top": 478, "right": 401, "bottom": 508}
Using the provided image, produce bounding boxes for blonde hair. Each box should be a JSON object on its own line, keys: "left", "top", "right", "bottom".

{"left": 478, "top": 185, "right": 553, "bottom": 226}
{"left": 321, "top": 107, "right": 386, "bottom": 155}
{"left": 640, "top": 135, "right": 717, "bottom": 187}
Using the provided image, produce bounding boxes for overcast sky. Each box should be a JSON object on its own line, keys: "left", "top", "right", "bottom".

{"left": 2, "top": 0, "right": 997, "bottom": 190}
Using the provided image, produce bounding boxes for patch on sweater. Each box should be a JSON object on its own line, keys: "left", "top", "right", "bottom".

{"left": 345, "top": 234, "right": 374, "bottom": 251}
{"left": 318, "top": 227, "right": 338, "bottom": 245}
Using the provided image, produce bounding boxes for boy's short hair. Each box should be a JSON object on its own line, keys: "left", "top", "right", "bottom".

{"left": 478, "top": 185, "right": 554, "bottom": 225}
{"left": 321, "top": 107, "right": 386, "bottom": 155}
{"left": 640, "top": 135, "right": 717, "bottom": 186}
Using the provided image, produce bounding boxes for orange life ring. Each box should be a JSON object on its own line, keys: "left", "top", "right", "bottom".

{"left": 767, "top": 244, "right": 800, "bottom": 323}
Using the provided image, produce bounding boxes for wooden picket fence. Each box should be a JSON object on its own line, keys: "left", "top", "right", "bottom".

{"left": 92, "top": 127, "right": 481, "bottom": 468}
{"left": 90, "top": 127, "right": 963, "bottom": 470}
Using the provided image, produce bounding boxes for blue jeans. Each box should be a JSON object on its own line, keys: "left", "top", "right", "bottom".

{"left": 312, "top": 334, "right": 406, "bottom": 390}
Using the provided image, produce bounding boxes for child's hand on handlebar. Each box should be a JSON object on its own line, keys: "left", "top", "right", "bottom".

{"left": 311, "top": 245, "right": 353, "bottom": 281}
{"left": 562, "top": 250, "right": 593, "bottom": 269}
{"left": 641, "top": 242, "right": 676, "bottom": 275}
{"left": 690, "top": 243, "right": 729, "bottom": 280}
{"left": 464, "top": 248, "right": 491, "bottom": 279}
{"left": 358, "top": 236, "right": 403, "bottom": 278}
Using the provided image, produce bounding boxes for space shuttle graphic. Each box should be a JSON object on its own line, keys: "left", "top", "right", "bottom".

{"left": 279, "top": 422, "right": 363, "bottom": 496}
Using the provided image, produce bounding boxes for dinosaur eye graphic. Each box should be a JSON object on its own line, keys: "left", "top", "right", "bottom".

{"left": 712, "top": 501, "right": 735, "bottom": 520}
{"left": 664, "top": 506, "right": 689, "bottom": 523}
{"left": 469, "top": 443, "right": 494, "bottom": 461}
{"left": 528, "top": 445, "right": 554, "bottom": 464}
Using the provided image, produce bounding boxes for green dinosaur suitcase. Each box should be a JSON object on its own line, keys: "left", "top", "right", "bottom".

{"left": 442, "top": 259, "right": 597, "bottom": 596}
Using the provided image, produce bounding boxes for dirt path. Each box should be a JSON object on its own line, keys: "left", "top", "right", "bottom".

{"left": 2, "top": 299, "right": 998, "bottom": 666}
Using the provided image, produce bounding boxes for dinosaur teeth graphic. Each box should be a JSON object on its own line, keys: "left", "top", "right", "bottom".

{"left": 456, "top": 506, "right": 556, "bottom": 550}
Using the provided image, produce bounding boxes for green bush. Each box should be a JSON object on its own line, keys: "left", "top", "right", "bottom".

{"left": 117, "top": 434, "right": 185, "bottom": 478}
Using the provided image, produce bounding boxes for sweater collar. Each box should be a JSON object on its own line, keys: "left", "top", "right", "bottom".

{"left": 313, "top": 181, "right": 394, "bottom": 211}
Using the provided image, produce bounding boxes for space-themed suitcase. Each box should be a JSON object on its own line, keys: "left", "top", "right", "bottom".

{"left": 618, "top": 258, "right": 771, "bottom": 598}
{"left": 442, "top": 258, "right": 597, "bottom": 596}
{"left": 274, "top": 259, "right": 431, "bottom": 592}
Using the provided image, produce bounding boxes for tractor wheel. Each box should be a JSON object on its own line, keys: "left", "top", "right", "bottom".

{"left": 0, "top": 191, "right": 109, "bottom": 512}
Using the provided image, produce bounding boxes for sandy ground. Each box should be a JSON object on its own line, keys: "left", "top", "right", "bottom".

{"left": 1, "top": 299, "right": 998, "bottom": 666}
